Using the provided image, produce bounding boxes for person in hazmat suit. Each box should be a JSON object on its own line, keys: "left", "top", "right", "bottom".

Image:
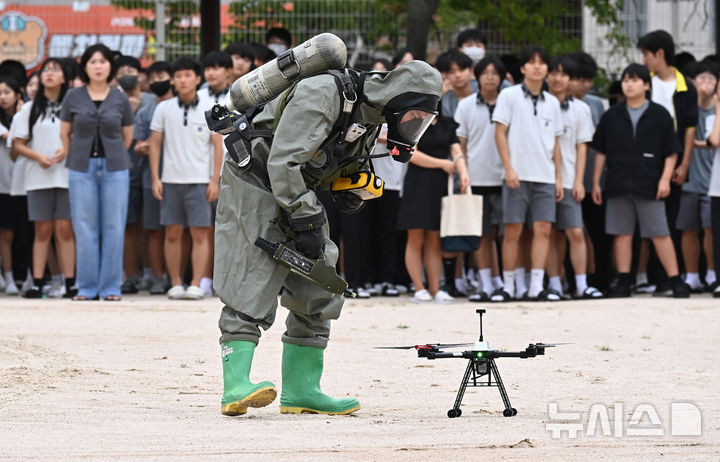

{"left": 214, "top": 60, "right": 442, "bottom": 416}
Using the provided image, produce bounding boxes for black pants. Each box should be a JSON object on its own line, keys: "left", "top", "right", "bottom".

{"left": 367, "top": 190, "right": 404, "bottom": 284}
{"left": 712, "top": 197, "right": 720, "bottom": 274}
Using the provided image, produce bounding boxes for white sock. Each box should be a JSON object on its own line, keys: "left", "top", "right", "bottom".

{"left": 455, "top": 277, "right": 466, "bottom": 293}
{"left": 636, "top": 272, "right": 648, "bottom": 285}
{"left": 575, "top": 274, "right": 588, "bottom": 295}
{"left": 4, "top": 271, "right": 13, "bottom": 284}
{"left": 548, "top": 276, "right": 563, "bottom": 295}
{"left": 143, "top": 267, "right": 154, "bottom": 279}
{"left": 200, "top": 277, "right": 213, "bottom": 294}
{"left": 51, "top": 274, "right": 63, "bottom": 285}
{"left": 684, "top": 272, "right": 701, "bottom": 289}
{"left": 706, "top": 269, "right": 716, "bottom": 286}
{"left": 502, "top": 270, "right": 515, "bottom": 297}
{"left": 514, "top": 267, "right": 527, "bottom": 297}
{"left": 479, "top": 268, "right": 493, "bottom": 294}
{"left": 529, "top": 268, "right": 545, "bottom": 298}
{"left": 492, "top": 275, "right": 504, "bottom": 290}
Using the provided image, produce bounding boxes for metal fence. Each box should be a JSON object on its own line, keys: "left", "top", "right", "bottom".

{"left": 1, "top": 0, "right": 717, "bottom": 78}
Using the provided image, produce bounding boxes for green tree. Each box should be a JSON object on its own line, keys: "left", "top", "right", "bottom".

{"left": 111, "top": 0, "right": 201, "bottom": 60}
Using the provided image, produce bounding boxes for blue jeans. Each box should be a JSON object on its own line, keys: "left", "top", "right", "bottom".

{"left": 69, "top": 158, "right": 129, "bottom": 298}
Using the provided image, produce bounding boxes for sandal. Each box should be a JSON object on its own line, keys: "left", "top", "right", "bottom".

{"left": 490, "top": 289, "right": 513, "bottom": 302}
{"left": 529, "top": 289, "right": 562, "bottom": 302}
{"left": 469, "top": 291, "right": 490, "bottom": 302}
{"left": 72, "top": 295, "right": 98, "bottom": 301}
{"left": 578, "top": 286, "right": 604, "bottom": 299}
{"left": 104, "top": 295, "right": 122, "bottom": 301}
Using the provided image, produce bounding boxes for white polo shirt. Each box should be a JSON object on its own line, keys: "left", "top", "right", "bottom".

{"left": 557, "top": 97, "right": 594, "bottom": 189}
{"left": 454, "top": 92, "right": 504, "bottom": 187}
{"left": 151, "top": 95, "right": 214, "bottom": 184}
{"left": 492, "top": 84, "right": 563, "bottom": 184}
{"left": 0, "top": 123, "right": 11, "bottom": 194}
{"left": 198, "top": 86, "right": 230, "bottom": 107}
{"left": 13, "top": 101, "right": 69, "bottom": 191}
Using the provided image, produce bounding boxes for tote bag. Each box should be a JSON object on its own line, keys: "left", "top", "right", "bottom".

{"left": 440, "top": 176, "right": 483, "bottom": 252}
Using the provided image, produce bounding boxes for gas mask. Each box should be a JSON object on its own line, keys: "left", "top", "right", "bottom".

{"left": 462, "top": 46, "right": 486, "bottom": 65}
{"left": 382, "top": 92, "right": 439, "bottom": 162}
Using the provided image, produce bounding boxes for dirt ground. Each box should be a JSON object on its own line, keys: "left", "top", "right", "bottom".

{"left": 1, "top": 293, "right": 718, "bottom": 461}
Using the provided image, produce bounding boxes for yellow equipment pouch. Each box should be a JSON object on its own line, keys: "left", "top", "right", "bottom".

{"left": 331, "top": 171, "right": 384, "bottom": 200}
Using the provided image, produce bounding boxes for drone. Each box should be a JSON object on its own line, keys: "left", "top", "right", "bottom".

{"left": 377, "top": 309, "right": 567, "bottom": 418}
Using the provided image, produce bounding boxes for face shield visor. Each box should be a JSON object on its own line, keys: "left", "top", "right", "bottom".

{"left": 382, "top": 92, "right": 440, "bottom": 162}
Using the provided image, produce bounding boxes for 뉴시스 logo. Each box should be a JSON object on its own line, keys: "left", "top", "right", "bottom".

{"left": 546, "top": 401, "right": 702, "bottom": 439}
{"left": 0, "top": 11, "right": 48, "bottom": 69}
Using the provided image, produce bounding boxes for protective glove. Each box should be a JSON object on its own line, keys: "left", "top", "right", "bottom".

{"left": 331, "top": 191, "right": 366, "bottom": 214}
{"left": 295, "top": 228, "right": 325, "bottom": 259}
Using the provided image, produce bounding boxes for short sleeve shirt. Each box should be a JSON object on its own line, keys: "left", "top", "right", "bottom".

{"left": 0, "top": 123, "right": 11, "bottom": 193}
{"left": 685, "top": 105, "right": 715, "bottom": 194}
{"left": 150, "top": 96, "right": 213, "bottom": 184}
{"left": 492, "top": 84, "right": 563, "bottom": 184}
{"left": 454, "top": 92, "right": 503, "bottom": 187}
{"left": 558, "top": 97, "right": 594, "bottom": 188}
{"left": 13, "top": 101, "right": 69, "bottom": 191}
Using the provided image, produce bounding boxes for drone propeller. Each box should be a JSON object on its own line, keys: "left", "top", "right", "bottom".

{"left": 375, "top": 343, "right": 474, "bottom": 350}
{"left": 533, "top": 342, "right": 573, "bottom": 347}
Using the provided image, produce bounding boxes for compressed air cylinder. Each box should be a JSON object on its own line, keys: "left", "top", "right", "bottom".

{"left": 227, "top": 32, "right": 347, "bottom": 112}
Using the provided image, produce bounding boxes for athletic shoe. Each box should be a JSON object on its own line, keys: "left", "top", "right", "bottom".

{"left": 183, "top": 285, "right": 205, "bottom": 300}
{"left": 5, "top": 280, "right": 19, "bottom": 296}
{"left": 394, "top": 284, "right": 409, "bottom": 295}
{"left": 22, "top": 286, "right": 43, "bottom": 299}
{"left": 671, "top": 281, "right": 690, "bottom": 298}
{"left": 651, "top": 280, "right": 673, "bottom": 298}
{"left": 714, "top": 284, "right": 720, "bottom": 298}
{"left": 634, "top": 282, "right": 656, "bottom": 294}
{"left": 375, "top": 282, "right": 399, "bottom": 297}
{"left": 62, "top": 286, "right": 79, "bottom": 299}
{"left": 434, "top": 290, "right": 455, "bottom": 304}
{"left": 364, "top": 283, "right": 379, "bottom": 297}
{"left": 607, "top": 284, "right": 631, "bottom": 298}
{"left": 136, "top": 277, "right": 152, "bottom": 292}
{"left": 167, "top": 285, "right": 186, "bottom": 299}
{"left": 121, "top": 279, "right": 139, "bottom": 294}
{"left": 48, "top": 285, "right": 67, "bottom": 298}
{"left": 411, "top": 289, "right": 433, "bottom": 303}
{"left": 150, "top": 276, "right": 167, "bottom": 295}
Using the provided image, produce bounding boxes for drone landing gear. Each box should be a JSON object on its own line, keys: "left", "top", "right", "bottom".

{"left": 447, "top": 357, "right": 517, "bottom": 418}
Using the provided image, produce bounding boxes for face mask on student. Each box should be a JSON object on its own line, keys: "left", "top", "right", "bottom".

{"left": 462, "top": 46, "right": 485, "bottom": 64}
{"left": 268, "top": 43, "right": 289, "bottom": 56}
{"left": 150, "top": 80, "right": 171, "bottom": 96}
{"left": 117, "top": 75, "right": 139, "bottom": 91}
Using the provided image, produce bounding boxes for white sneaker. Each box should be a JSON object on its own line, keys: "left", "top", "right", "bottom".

{"left": 5, "top": 279, "right": 19, "bottom": 295}
{"left": 48, "top": 285, "right": 66, "bottom": 298}
{"left": 352, "top": 287, "right": 371, "bottom": 299}
{"left": 167, "top": 285, "right": 186, "bottom": 299}
{"left": 183, "top": 285, "right": 205, "bottom": 300}
{"left": 411, "top": 289, "right": 433, "bottom": 303}
{"left": 434, "top": 290, "right": 455, "bottom": 304}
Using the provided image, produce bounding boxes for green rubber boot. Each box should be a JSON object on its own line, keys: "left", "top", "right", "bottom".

{"left": 279, "top": 343, "right": 360, "bottom": 415}
{"left": 221, "top": 340, "right": 277, "bottom": 416}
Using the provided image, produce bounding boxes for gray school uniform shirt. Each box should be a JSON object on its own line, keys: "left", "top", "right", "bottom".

{"left": 683, "top": 105, "right": 715, "bottom": 194}
{"left": 60, "top": 86, "right": 134, "bottom": 172}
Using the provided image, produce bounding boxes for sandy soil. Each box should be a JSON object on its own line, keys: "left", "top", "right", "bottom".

{"left": 0, "top": 293, "right": 718, "bottom": 461}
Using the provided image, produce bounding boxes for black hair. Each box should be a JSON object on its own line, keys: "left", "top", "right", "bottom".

{"left": 435, "top": 49, "right": 473, "bottom": 73}
{"left": 0, "top": 60, "right": 27, "bottom": 88}
{"left": 637, "top": 29, "right": 675, "bottom": 66}
{"left": 567, "top": 52, "right": 598, "bottom": 80}
{"left": 673, "top": 51, "right": 696, "bottom": 74}
{"left": 224, "top": 42, "right": 256, "bottom": 61}
{"left": 266, "top": 27, "right": 292, "bottom": 47}
{"left": 548, "top": 54, "right": 578, "bottom": 79}
{"left": 170, "top": 56, "right": 202, "bottom": 77}
{"left": 474, "top": 56, "right": 506, "bottom": 91}
{"left": 391, "top": 48, "right": 412, "bottom": 68}
{"left": 202, "top": 50, "right": 233, "bottom": 70}
{"left": 28, "top": 58, "right": 70, "bottom": 142}
{"left": 499, "top": 54, "right": 522, "bottom": 84}
{"left": 621, "top": 63, "right": 651, "bottom": 84}
{"left": 608, "top": 80, "right": 623, "bottom": 106}
{"left": 371, "top": 58, "right": 391, "bottom": 71}
{"left": 114, "top": 55, "right": 142, "bottom": 71}
{"left": 456, "top": 28, "right": 487, "bottom": 49}
{"left": 519, "top": 46, "right": 550, "bottom": 66}
{"left": 251, "top": 43, "right": 276, "bottom": 65}
{"left": 146, "top": 60, "right": 172, "bottom": 77}
{"left": 58, "top": 57, "right": 78, "bottom": 83}
{"left": 78, "top": 43, "right": 116, "bottom": 83}
{"left": 0, "top": 76, "right": 22, "bottom": 129}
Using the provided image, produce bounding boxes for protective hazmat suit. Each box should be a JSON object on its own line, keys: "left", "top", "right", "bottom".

{"left": 214, "top": 60, "right": 442, "bottom": 416}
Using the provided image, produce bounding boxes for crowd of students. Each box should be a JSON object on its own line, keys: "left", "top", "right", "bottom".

{"left": 0, "top": 26, "right": 718, "bottom": 303}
